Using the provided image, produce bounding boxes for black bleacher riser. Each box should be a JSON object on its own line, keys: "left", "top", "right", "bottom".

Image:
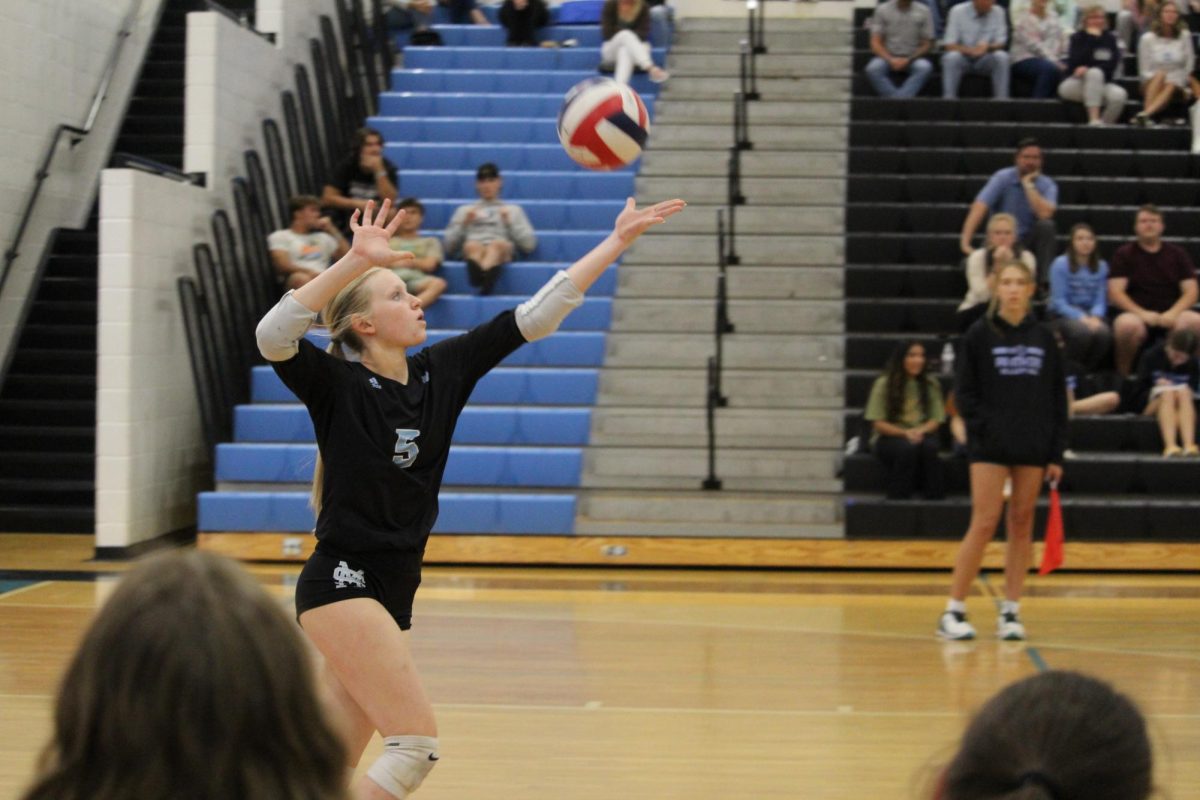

{"left": 849, "top": 121, "right": 1189, "bottom": 151}
{"left": 848, "top": 175, "right": 1200, "bottom": 207}
{"left": 846, "top": 203, "right": 1196, "bottom": 235}
{"left": 845, "top": 499, "right": 1197, "bottom": 541}
{"left": 849, "top": 147, "right": 1200, "bottom": 179}
{"left": 846, "top": 265, "right": 965, "bottom": 299}
{"left": 845, "top": 233, "right": 1200, "bottom": 265}
{"left": 844, "top": 452, "right": 1200, "bottom": 495}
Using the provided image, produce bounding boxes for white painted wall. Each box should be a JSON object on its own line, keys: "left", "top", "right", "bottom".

{"left": 185, "top": 0, "right": 335, "bottom": 217}
{"left": 0, "top": 0, "right": 163, "bottom": 371}
{"left": 94, "top": 0, "right": 338, "bottom": 549}
{"left": 96, "top": 168, "right": 210, "bottom": 551}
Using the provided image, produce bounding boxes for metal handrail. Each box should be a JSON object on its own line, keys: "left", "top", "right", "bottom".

{"left": 739, "top": 39, "right": 760, "bottom": 102}
{"left": 204, "top": 0, "right": 275, "bottom": 43}
{"left": 749, "top": 0, "right": 767, "bottom": 54}
{"left": 0, "top": 0, "right": 144, "bottom": 295}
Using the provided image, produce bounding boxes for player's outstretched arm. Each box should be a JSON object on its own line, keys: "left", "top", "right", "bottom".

{"left": 565, "top": 197, "right": 685, "bottom": 293}
{"left": 291, "top": 199, "right": 414, "bottom": 313}
{"left": 514, "top": 198, "right": 685, "bottom": 343}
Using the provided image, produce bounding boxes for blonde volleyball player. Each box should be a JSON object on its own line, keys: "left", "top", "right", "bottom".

{"left": 256, "top": 196, "right": 685, "bottom": 799}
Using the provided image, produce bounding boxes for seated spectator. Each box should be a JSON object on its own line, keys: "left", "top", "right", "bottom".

{"left": 1011, "top": 0, "right": 1069, "bottom": 98}
{"left": 1059, "top": 5, "right": 1129, "bottom": 124}
{"left": 443, "top": 163, "right": 537, "bottom": 295}
{"left": 959, "top": 138, "right": 1058, "bottom": 277}
{"left": 439, "top": 0, "right": 488, "bottom": 25}
{"left": 18, "top": 551, "right": 348, "bottom": 800}
{"left": 865, "top": 0, "right": 936, "bottom": 98}
{"left": 1130, "top": 328, "right": 1199, "bottom": 455}
{"left": 957, "top": 212, "right": 1038, "bottom": 331}
{"left": 941, "top": 0, "right": 1011, "bottom": 99}
{"left": 322, "top": 127, "right": 399, "bottom": 233}
{"left": 1133, "top": 1, "right": 1195, "bottom": 125}
{"left": 383, "top": 0, "right": 434, "bottom": 34}
{"left": 499, "top": 0, "right": 549, "bottom": 46}
{"left": 268, "top": 195, "right": 350, "bottom": 291}
{"left": 648, "top": 0, "right": 675, "bottom": 46}
{"left": 1048, "top": 223, "right": 1112, "bottom": 370}
{"left": 930, "top": 671, "right": 1153, "bottom": 800}
{"left": 388, "top": 197, "right": 448, "bottom": 308}
{"left": 1009, "top": 0, "right": 1078, "bottom": 27}
{"left": 1052, "top": 328, "right": 1121, "bottom": 421}
{"left": 1108, "top": 204, "right": 1200, "bottom": 375}
{"left": 864, "top": 340, "right": 947, "bottom": 500}
{"left": 601, "top": 0, "right": 669, "bottom": 84}
{"left": 1117, "top": 0, "right": 1160, "bottom": 52}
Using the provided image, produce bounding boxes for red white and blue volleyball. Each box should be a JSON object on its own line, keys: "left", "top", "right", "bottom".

{"left": 557, "top": 77, "right": 650, "bottom": 170}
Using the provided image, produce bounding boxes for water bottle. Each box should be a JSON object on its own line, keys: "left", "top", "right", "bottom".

{"left": 941, "top": 341, "right": 955, "bottom": 376}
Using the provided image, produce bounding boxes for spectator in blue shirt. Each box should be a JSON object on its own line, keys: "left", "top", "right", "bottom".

{"left": 959, "top": 138, "right": 1058, "bottom": 278}
{"left": 1048, "top": 223, "right": 1112, "bottom": 370}
{"left": 942, "top": 0, "right": 1011, "bottom": 98}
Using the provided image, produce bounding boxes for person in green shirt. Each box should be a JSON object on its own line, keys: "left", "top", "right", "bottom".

{"left": 864, "top": 340, "right": 947, "bottom": 499}
{"left": 388, "top": 197, "right": 448, "bottom": 309}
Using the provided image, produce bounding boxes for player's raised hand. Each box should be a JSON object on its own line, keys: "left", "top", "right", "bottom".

{"left": 348, "top": 199, "right": 414, "bottom": 268}
{"left": 613, "top": 198, "right": 686, "bottom": 244}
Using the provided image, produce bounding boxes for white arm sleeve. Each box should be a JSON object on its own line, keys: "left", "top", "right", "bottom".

{"left": 256, "top": 291, "right": 319, "bottom": 361}
{"left": 515, "top": 270, "right": 584, "bottom": 342}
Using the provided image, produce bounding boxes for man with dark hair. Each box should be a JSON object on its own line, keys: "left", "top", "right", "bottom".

{"left": 443, "top": 163, "right": 537, "bottom": 295}
{"left": 941, "top": 0, "right": 1011, "bottom": 98}
{"left": 322, "top": 127, "right": 399, "bottom": 232}
{"left": 959, "top": 138, "right": 1058, "bottom": 274}
{"left": 267, "top": 195, "right": 349, "bottom": 291}
{"left": 1108, "top": 205, "right": 1200, "bottom": 375}
{"left": 387, "top": 197, "right": 448, "bottom": 308}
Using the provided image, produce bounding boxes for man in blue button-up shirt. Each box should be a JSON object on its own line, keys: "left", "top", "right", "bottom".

{"left": 942, "top": 0, "right": 1011, "bottom": 98}
{"left": 960, "top": 138, "right": 1058, "bottom": 275}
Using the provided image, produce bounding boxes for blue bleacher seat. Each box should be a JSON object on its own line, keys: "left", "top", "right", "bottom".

{"left": 438, "top": 262, "right": 617, "bottom": 296}
{"left": 411, "top": 198, "right": 626, "bottom": 229}
{"left": 215, "top": 443, "right": 583, "bottom": 487}
{"left": 422, "top": 295, "right": 612, "bottom": 330}
{"left": 300, "top": 328, "right": 607, "bottom": 366}
{"left": 198, "top": 491, "right": 577, "bottom": 534}
{"left": 390, "top": 67, "right": 658, "bottom": 95}
{"left": 423, "top": 229, "right": 609, "bottom": 261}
{"left": 402, "top": 46, "right": 666, "bottom": 71}
{"left": 386, "top": 143, "right": 637, "bottom": 172}
{"left": 252, "top": 365, "right": 600, "bottom": 406}
{"left": 396, "top": 169, "right": 635, "bottom": 199}
{"left": 377, "top": 92, "right": 655, "bottom": 119}
{"left": 235, "top": 405, "right": 593, "bottom": 445}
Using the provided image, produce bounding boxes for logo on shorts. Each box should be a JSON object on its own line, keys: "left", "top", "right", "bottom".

{"left": 333, "top": 560, "right": 367, "bottom": 589}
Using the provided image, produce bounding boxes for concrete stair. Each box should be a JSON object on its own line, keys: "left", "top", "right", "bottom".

{"left": 575, "top": 15, "right": 852, "bottom": 532}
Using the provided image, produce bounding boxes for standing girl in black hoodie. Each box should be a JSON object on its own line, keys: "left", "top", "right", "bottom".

{"left": 938, "top": 261, "right": 1068, "bottom": 642}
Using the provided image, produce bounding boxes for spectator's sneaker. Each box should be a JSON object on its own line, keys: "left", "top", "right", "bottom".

{"left": 1164, "top": 444, "right": 1183, "bottom": 458}
{"left": 465, "top": 258, "right": 484, "bottom": 287}
{"left": 1132, "top": 112, "right": 1153, "bottom": 127}
{"left": 937, "top": 611, "right": 976, "bottom": 641}
{"left": 648, "top": 66, "right": 670, "bottom": 84}
{"left": 479, "top": 266, "right": 500, "bottom": 296}
{"left": 1087, "top": 118, "right": 1104, "bottom": 126}
{"left": 997, "top": 610, "right": 1026, "bottom": 641}
{"left": 1185, "top": 444, "right": 1200, "bottom": 457}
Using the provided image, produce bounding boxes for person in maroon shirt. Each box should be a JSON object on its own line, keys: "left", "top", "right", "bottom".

{"left": 1108, "top": 204, "right": 1200, "bottom": 375}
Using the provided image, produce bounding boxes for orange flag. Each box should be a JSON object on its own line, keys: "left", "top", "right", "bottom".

{"left": 1039, "top": 485, "right": 1064, "bottom": 575}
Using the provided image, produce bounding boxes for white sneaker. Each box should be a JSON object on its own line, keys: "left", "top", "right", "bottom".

{"left": 937, "top": 610, "right": 977, "bottom": 640}
{"left": 997, "top": 610, "right": 1026, "bottom": 641}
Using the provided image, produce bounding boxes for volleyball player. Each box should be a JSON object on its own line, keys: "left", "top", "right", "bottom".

{"left": 255, "top": 196, "right": 685, "bottom": 799}
{"left": 938, "top": 260, "right": 1067, "bottom": 642}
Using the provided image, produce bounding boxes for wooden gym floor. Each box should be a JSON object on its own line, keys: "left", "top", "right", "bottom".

{"left": 0, "top": 535, "right": 1197, "bottom": 799}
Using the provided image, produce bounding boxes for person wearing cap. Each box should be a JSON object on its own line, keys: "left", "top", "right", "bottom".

{"left": 442, "top": 163, "right": 537, "bottom": 295}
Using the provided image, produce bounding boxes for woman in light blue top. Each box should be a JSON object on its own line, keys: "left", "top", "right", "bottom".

{"left": 1048, "top": 222, "right": 1112, "bottom": 370}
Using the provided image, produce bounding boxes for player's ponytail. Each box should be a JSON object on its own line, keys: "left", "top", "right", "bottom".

{"left": 310, "top": 268, "right": 384, "bottom": 513}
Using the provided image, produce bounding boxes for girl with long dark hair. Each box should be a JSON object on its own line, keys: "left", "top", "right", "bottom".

{"left": 864, "top": 340, "right": 947, "bottom": 499}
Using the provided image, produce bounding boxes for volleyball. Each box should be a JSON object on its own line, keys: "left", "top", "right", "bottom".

{"left": 557, "top": 77, "right": 650, "bottom": 171}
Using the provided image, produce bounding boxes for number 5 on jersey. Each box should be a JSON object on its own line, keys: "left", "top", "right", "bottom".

{"left": 393, "top": 429, "right": 420, "bottom": 468}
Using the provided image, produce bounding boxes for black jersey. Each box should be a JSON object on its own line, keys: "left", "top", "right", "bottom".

{"left": 271, "top": 310, "right": 527, "bottom": 559}
{"left": 956, "top": 313, "right": 1068, "bottom": 466}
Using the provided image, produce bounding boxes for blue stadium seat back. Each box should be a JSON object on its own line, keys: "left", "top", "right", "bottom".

{"left": 377, "top": 91, "right": 655, "bottom": 119}
{"left": 252, "top": 364, "right": 601, "bottom": 405}
{"left": 423, "top": 229, "right": 611, "bottom": 261}
{"left": 415, "top": 198, "right": 626, "bottom": 228}
{"left": 391, "top": 67, "right": 656, "bottom": 94}
{"left": 198, "top": 491, "right": 577, "bottom": 534}
{"left": 403, "top": 45, "right": 665, "bottom": 70}
{"left": 422, "top": 295, "right": 612, "bottom": 331}
{"left": 399, "top": 169, "right": 635, "bottom": 199}
{"left": 425, "top": 24, "right": 604, "bottom": 47}
{"left": 215, "top": 443, "right": 584, "bottom": 486}
{"left": 440, "top": 261, "right": 617, "bottom": 295}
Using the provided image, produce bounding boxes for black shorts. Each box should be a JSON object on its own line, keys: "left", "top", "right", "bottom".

{"left": 294, "top": 545, "right": 422, "bottom": 630}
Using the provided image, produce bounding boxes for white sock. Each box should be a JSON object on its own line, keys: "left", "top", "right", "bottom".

{"left": 946, "top": 599, "right": 967, "bottom": 614}
{"left": 1000, "top": 600, "right": 1020, "bottom": 616}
